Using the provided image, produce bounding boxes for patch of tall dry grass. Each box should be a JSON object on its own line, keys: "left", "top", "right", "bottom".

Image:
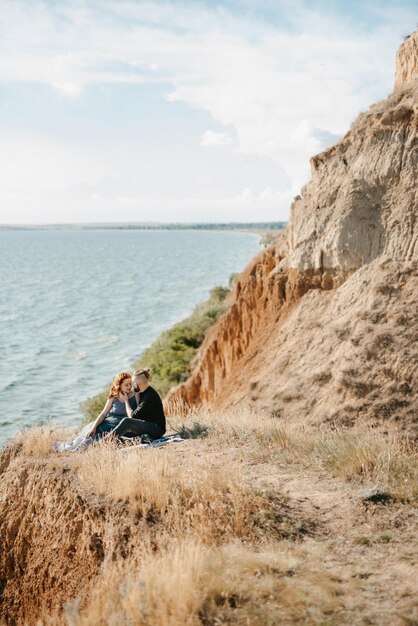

{"left": 11, "top": 402, "right": 418, "bottom": 503}
{"left": 11, "top": 424, "right": 67, "bottom": 458}
{"left": 67, "top": 439, "right": 290, "bottom": 544}
{"left": 44, "top": 539, "right": 344, "bottom": 626}
{"left": 310, "top": 428, "right": 417, "bottom": 500}
{"left": 166, "top": 402, "right": 418, "bottom": 502}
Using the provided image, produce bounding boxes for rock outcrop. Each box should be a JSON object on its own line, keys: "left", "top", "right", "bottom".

{"left": 169, "top": 33, "right": 418, "bottom": 437}
{"left": 395, "top": 30, "right": 418, "bottom": 91}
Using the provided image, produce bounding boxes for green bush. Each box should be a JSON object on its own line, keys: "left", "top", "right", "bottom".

{"left": 81, "top": 285, "right": 230, "bottom": 423}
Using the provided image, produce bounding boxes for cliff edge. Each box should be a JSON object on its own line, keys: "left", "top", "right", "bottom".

{"left": 169, "top": 33, "right": 418, "bottom": 437}
{"left": 395, "top": 29, "right": 418, "bottom": 91}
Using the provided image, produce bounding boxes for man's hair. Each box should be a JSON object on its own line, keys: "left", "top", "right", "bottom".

{"left": 132, "top": 367, "right": 151, "bottom": 380}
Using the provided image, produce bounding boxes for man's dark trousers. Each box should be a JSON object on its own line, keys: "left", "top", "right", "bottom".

{"left": 112, "top": 417, "right": 163, "bottom": 439}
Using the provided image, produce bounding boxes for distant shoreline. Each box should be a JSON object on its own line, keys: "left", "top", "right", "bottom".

{"left": 0, "top": 221, "right": 287, "bottom": 235}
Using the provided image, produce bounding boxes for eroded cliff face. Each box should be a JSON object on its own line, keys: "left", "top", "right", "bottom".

{"left": 0, "top": 448, "right": 110, "bottom": 624}
{"left": 169, "top": 35, "right": 418, "bottom": 436}
{"left": 395, "top": 30, "right": 418, "bottom": 91}
{"left": 284, "top": 84, "right": 417, "bottom": 271}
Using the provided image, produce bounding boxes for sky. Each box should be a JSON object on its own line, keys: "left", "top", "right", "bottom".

{"left": 0, "top": 0, "right": 416, "bottom": 224}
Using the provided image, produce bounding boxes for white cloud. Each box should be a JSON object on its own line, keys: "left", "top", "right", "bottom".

{"left": 0, "top": 1, "right": 415, "bottom": 222}
{"left": 236, "top": 187, "right": 253, "bottom": 202}
{"left": 200, "top": 130, "right": 234, "bottom": 147}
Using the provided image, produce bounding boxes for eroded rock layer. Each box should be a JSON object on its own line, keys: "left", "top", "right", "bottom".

{"left": 0, "top": 448, "right": 124, "bottom": 624}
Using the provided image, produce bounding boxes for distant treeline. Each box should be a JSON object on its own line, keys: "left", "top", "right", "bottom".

{"left": 0, "top": 221, "right": 287, "bottom": 232}
{"left": 88, "top": 222, "right": 287, "bottom": 231}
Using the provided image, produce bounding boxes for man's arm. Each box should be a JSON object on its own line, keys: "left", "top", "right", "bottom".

{"left": 130, "top": 395, "right": 154, "bottom": 420}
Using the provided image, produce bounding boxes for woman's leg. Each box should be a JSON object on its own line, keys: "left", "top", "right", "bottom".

{"left": 112, "top": 418, "right": 163, "bottom": 439}
{"left": 96, "top": 420, "right": 118, "bottom": 438}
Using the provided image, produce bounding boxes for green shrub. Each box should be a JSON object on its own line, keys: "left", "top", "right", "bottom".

{"left": 134, "top": 286, "right": 229, "bottom": 395}
{"left": 81, "top": 284, "right": 230, "bottom": 423}
{"left": 228, "top": 273, "right": 239, "bottom": 287}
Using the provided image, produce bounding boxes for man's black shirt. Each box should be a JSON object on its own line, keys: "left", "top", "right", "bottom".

{"left": 131, "top": 386, "right": 166, "bottom": 433}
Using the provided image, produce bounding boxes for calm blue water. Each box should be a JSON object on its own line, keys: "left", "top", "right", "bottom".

{"left": 0, "top": 229, "right": 260, "bottom": 446}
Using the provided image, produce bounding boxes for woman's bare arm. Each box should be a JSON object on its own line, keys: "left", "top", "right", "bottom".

{"left": 86, "top": 398, "right": 113, "bottom": 437}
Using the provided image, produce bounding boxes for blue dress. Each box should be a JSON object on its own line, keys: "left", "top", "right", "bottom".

{"left": 97, "top": 396, "right": 137, "bottom": 436}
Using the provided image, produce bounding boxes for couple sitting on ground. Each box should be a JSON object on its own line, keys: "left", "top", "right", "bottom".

{"left": 87, "top": 368, "right": 166, "bottom": 442}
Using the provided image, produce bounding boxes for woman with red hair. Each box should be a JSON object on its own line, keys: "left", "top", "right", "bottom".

{"left": 86, "top": 372, "right": 137, "bottom": 439}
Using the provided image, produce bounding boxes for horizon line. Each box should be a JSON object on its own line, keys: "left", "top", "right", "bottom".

{"left": 0, "top": 220, "right": 288, "bottom": 228}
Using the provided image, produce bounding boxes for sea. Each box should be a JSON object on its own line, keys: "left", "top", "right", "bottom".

{"left": 0, "top": 229, "right": 261, "bottom": 447}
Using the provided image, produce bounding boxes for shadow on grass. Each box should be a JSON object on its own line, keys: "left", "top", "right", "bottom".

{"left": 175, "top": 421, "right": 211, "bottom": 439}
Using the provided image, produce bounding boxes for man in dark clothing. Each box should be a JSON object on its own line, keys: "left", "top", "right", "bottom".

{"left": 113, "top": 368, "right": 166, "bottom": 440}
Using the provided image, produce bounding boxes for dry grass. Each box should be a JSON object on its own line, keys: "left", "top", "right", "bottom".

{"left": 11, "top": 423, "right": 67, "bottom": 458}
{"left": 67, "top": 440, "right": 288, "bottom": 544}
{"left": 16, "top": 400, "right": 413, "bottom": 505}
{"left": 13, "top": 403, "right": 418, "bottom": 506}
{"left": 5, "top": 406, "right": 417, "bottom": 625}
{"left": 44, "top": 540, "right": 344, "bottom": 626}
{"left": 310, "top": 428, "right": 418, "bottom": 501}
{"left": 165, "top": 404, "right": 418, "bottom": 502}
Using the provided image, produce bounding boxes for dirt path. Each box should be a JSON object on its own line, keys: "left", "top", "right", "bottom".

{"left": 178, "top": 439, "right": 417, "bottom": 623}
{"left": 252, "top": 459, "right": 418, "bottom": 625}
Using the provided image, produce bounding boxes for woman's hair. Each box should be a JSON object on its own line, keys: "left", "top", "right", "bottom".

{"left": 108, "top": 371, "right": 132, "bottom": 399}
{"left": 132, "top": 367, "right": 151, "bottom": 380}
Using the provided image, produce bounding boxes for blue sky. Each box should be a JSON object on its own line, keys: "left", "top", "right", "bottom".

{"left": 0, "top": 0, "right": 416, "bottom": 223}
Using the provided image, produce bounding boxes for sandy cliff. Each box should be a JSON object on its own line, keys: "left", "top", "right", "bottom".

{"left": 395, "top": 29, "right": 418, "bottom": 91}
{"left": 169, "top": 33, "right": 418, "bottom": 437}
